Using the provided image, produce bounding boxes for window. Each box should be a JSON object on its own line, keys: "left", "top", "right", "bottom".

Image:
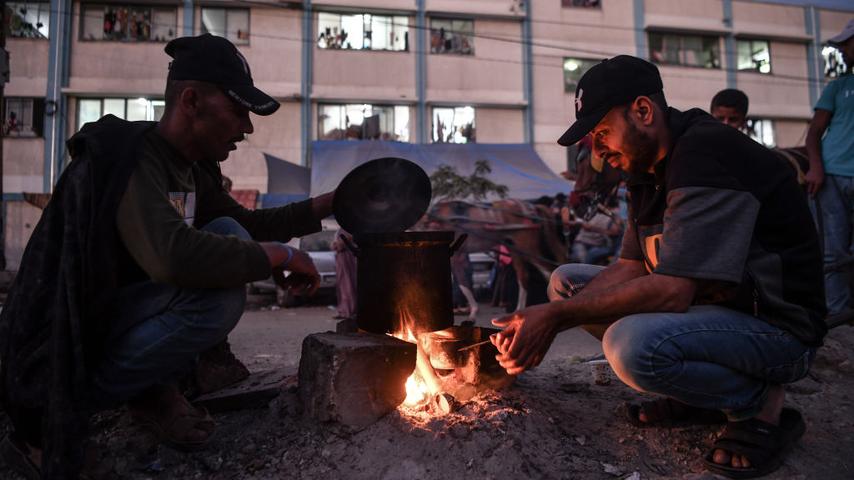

{"left": 430, "top": 18, "right": 473, "bottom": 55}
{"left": 563, "top": 58, "right": 599, "bottom": 93}
{"left": 432, "top": 106, "right": 475, "bottom": 144}
{"left": 81, "top": 4, "right": 176, "bottom": 42}
{"left": 318, "top": 104, "right": 410, "bottom": 141}
{"left": 747, "top": 118, "right": 775, "bottom": 147}
{"left": 5, "top": 2, "right": 49, "bottom": 38}
{"left": 3, "top": 98, "right": 45, "bottom": 137}
{"left": 561, "top": 0, "right": 601, "bottom": 7}
{"left": 649, "top": 32, "right": 720, "bottom": 69}
{"left": 317, "top": 12, "right": 409, "bottom": 51}
{"left": 77, "top": 97, "right": 165, "bottom": 130}
{"left": 737, "top": 39, "right": 771, "bottom": 74}
{"left": 201, "top": 8, "right": 250, "bottom": 45}
{"left": 823, "top": 45, "right": 848, "bottom": 79}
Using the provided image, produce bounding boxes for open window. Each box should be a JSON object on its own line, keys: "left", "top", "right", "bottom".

{"left": 77, "top": 97, "right": 165, "bottom": 130}
{"left": 81, "top": 4, "right": 177, "bottom": 42}
{"left": 4, "top": 2, "right": 50, "bottom": 39}
{"left": 649, "top": 31, "right": 721, "bottom": 69}
{"left": 201, "top": 8, "right": 250, "bottom": 45}
{"left": 430, "top": 18, "right": 474, "bottom": 55}
{"left": 317, "top": 12, "right": 409, "bottom": 51}
{"left": 737, "top": 39, "right": 771, "bottom": 74}
{"left": 3, "top": 97, "right": 45, "bottom": 137}
{"left": 432, "top": 106, "right": 475, "bottom": 144}
{"left": 318, "top": 104, "right": 410, "bottom": 141}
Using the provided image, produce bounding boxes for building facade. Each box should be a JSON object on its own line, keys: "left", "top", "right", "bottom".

{"left": 2, "top": 0, "right": 852, "bottom": 267}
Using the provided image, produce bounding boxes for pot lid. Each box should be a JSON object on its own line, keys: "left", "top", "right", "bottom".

{"left": 334, "top": 157, "right": 432, "bottom": 235}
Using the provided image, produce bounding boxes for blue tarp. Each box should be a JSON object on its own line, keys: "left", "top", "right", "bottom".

{"left": 309, "top": 141, "right": 573, "bottom": 200}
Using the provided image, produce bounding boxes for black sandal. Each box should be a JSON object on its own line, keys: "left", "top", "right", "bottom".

{"left": 703, "top": 408, "right": 805, "bottom": 479}
{"left": 624, "top": 397, "right": 727, "bottom": 428}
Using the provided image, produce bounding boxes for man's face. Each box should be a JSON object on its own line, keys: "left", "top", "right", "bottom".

{"left": 590, "top": 105, "right": 660, "bottom": 176}
{"left": 192, "top": 88, "right": 254, "bottom": 162}
{"left": 838, "top": 37, "right": 854, "bottom": 67}
{"left": 711, "top": 106, "right": 746, "bottom": 130}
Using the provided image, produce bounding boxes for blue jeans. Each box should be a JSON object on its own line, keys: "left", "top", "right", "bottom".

{"left": 815, "top": 174, "right": 854, "bottom": 315}
{"left": 549, "top": 264, "right": 815, "bottom": 420}
{"left": 90, "top": 217, "right": 249, "bottom": 406}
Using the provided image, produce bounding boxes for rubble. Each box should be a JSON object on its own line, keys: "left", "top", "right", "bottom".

{"left": 298, "top": 332, "right": 416, "bottom": 429}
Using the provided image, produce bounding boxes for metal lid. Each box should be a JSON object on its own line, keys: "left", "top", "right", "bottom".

{"left": 333, "top": 157, "right": 432, "bottom": 235}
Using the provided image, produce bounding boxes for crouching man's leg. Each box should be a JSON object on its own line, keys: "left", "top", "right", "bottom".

{"left": 90, "top": 217, "right": 250, "bottom": 450}
{"left": 602, "top": 305, "right": 814, "bottom": 476}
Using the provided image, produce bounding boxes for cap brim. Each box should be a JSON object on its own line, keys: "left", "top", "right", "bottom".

{"left": 557, "top": 106, "right": 609, "bottom": 146}
{"left": 224, "top": 84, "right": 280, "bottom": 116}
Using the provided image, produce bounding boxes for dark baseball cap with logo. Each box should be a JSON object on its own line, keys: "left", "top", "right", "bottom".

{"left": 557, "top": 55, "right": 663, "bottom": 146}
{"left": 165, "top": 34, "right": 280, "bottom": 116}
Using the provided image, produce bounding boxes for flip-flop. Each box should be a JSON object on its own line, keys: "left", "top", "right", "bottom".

{"left": 624, "top": 397, "right": 727, "bottom": 428}
{"left": 703, "top": 408, "right": 805, "bottom": 479}
{"left": 132, "top": 406, "right": 216, "bottom": 452}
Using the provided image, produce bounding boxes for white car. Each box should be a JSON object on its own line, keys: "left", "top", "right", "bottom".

{"left": 251, "top": 228, "right": 338, "bottom": 307}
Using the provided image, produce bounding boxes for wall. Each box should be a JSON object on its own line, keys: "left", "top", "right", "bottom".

{"left": 644, "top": 0, "right": 726, "bottom": 34}
{"left": 738, "top": 41, "right": 811, "bottom": 119}
{"left": 220, "top": 101, "right": 303, "bottom": 192}
{"left": 426, "top": 0, "right": 524, "bottom": 18}
{"left": 530, "top": 0, "right": 635, "bottom": 174}
{"left": 426, "top": 19, "right": 523, "bottom": 105}
{"left": 4, "top": 201, "right": 43, "bottom": 271}
{"left": 775, "top": 120, "right": 808, "bottom": 148}
{"left": 474, "top": 108, "right": 524, "bottom": 143}
{"left": 313, "top": 0, "right": 414, "bottom": 11}
{"left": 731, "top": 1, "right": 810, "bottom": 41}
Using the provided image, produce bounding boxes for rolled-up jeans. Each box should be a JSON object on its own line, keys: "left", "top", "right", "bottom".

{"left": 89, "top": 217, "right": 249, "bottom": 407}
{"left": 549, "top": 264, "right": 815, "bottom": 421}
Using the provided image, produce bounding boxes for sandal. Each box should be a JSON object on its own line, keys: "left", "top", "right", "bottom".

{"left": 624, "top": 397, "right": 727, "bottom": 428}
{"left": 132, "top": 405, "right": 216, "bottom": 452}
{"left": 703, "top": 408, "right": 805, "bottom": 479}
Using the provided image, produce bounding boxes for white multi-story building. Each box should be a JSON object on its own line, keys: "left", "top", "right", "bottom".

{"left": 2, "top": 0, "right": 852, "bottom": 267}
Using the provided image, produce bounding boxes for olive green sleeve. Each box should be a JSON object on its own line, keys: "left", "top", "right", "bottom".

{"left": 116, "top": 158, "right": 271, "bottom": 289}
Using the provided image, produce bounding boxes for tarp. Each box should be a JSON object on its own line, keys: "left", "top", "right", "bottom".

{"left": 264, "top": 152, "right": 311, "bottom": 196}
{"left": 309, "top": 141, "right": 573, "bottom": 200}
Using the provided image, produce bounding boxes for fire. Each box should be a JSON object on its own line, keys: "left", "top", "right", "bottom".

{"left": 392, "top": 308, "right": 443, "bottom": 409}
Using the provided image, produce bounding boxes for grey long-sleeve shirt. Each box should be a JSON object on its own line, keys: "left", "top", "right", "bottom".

{"left": 116, "top": 130, "right": 320, "bottom": 289}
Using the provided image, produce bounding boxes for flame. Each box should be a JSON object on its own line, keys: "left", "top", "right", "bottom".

{"left": 392, "top": 308, "right": 443, "bottom": 409}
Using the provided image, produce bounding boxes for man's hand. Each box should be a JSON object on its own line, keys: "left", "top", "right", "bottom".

{"left": 804, "top": 167, "right": 825, "bottom": 197}
{"left": 275, "top": 249, "right": 321, "bottom": 296}
{"left": 490, "top": 302, "right": 561, "bottom": 375}
{"left": 262, "top": 242, "right": 321, "bottom": 296}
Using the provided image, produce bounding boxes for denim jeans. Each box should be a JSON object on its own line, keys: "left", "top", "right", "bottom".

{"left": 549, "top": 264, "right": 815, "bottom": 420}
{"left": 815, "top": 174, "right": 854, "bottom": 315}
{"left": 89, "top": 217, "right": 249, "bottom": 407}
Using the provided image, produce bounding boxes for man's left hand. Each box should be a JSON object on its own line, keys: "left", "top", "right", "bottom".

{"left": 490, "top": 303, "right": 561, "bottom": 375}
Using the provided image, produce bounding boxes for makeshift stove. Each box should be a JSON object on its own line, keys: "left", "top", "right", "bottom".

{"left": 297, "top": 158, "right": 513, "bottom": 430}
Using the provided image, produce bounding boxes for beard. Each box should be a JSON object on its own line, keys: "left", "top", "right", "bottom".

{"left": 622, "top": 111, "right": 660, "bottom": 176}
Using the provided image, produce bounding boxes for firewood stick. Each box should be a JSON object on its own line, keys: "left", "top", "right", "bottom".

{"left": 457, "top": 339, "right": 492, "bottom": 352}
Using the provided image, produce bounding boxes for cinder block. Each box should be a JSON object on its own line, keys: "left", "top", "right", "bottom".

{"left": 298, "top": 332, "right": 416, "bottom": 429}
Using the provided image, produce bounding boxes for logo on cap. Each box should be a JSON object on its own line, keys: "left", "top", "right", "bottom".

{"left": 575, "top": 89, "right": 584, "bottom": 114}
{"left": 235, "top": 50, "right": 250, "bottom": 75}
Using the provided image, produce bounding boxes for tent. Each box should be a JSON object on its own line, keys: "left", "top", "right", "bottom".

{"left": 262, "top": 152, "right": 311, "bottom": 208}
{"left": 309, "top": 141, "right": 573, "bottom": 200}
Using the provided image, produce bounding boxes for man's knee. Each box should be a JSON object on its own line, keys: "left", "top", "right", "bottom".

{"left": 547, "top": 263, "right": 602, "bottom": 301}
{"left": 201, "top": 217, "right": 251, "bottom": 241}
{"left": 602, "top": 315, "right": 670, "bottom": 393}
{"left": 179, "top": 285, "right": 246, "bottom": 342}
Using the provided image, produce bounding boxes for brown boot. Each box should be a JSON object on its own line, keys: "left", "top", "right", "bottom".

{"left": 191, "top": 340, "right": 250, "bottom": 396}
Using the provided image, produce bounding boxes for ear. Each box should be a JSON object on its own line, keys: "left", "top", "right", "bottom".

{"left": 631, "top": 96, "right": 656, "bottom": 126}
{"left": 177, "top": 86, "right": 201, "bottom": 116}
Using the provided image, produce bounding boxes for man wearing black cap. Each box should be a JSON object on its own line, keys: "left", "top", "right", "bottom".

{"left": 0, "top": 34, "right": 332, "bottom": 477}
{"left": 490, "top": 55, "right": 825, "bottom": 478}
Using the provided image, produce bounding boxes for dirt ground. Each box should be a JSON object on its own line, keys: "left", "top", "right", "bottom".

{"left": 2, "top": 300, "right": 853, "bottom": 480}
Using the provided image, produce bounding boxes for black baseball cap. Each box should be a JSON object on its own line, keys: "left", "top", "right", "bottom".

{"left": 165, "top": 34, "right": 280, "bottom": 116}
{"left": 557, "top": 55, "right": 663, "bottom": 146}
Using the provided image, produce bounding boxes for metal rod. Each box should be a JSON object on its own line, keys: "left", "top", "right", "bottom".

{"left": 457, "top": 339, "right": 492, "bottom": 352}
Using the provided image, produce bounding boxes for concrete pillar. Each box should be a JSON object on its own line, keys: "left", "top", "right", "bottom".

{"left": 183, "top": 0, "right": 194, "bottom": 37}
{"left": 522, "top": 0, "right": 534, "bottom": 144}
{"left": 804, "top": 6, "right": 822, "bottom": 108}
{"left": 43, "top": 0, "right": 72, "bottom": 191}
{"left": 416, "top": 0, "right": 427, "bottom": 143}
{"left": 301, "top": 1, "right": 313, "bottom": 166}
{"left": 633, "top": 0, "right": 647, "bottom": 59}
{"left": 723, "top": 0, "right": 737, "bottom": 89}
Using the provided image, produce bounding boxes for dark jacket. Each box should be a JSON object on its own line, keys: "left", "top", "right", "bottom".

{"left": 0, "top": 115, "right": 155, "bottom": 477}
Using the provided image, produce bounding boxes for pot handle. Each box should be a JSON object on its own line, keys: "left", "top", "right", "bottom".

{"left": 341, "top": 235, "right": 361, "bottom": 257}
{"left": 449, "top": 234, "right": 468, "bottom": 256}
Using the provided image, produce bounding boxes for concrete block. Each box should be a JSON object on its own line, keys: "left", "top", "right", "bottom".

{"left": 298, "top": 332, "right": 416, "bottom": 430}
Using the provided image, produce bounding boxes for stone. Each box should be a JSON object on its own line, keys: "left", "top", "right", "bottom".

{"left": 193, "top": 368, "right": 293, "bottom": 413}
{"left": 298, "top": 332, "right": 416, "bottom": 430}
